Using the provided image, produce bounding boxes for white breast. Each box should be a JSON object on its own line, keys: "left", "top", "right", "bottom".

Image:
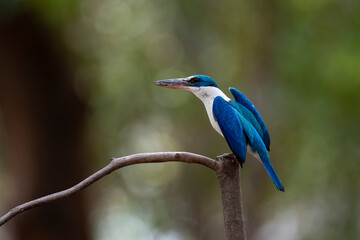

{"left": 188, "top": 86, "right": 230, "bottom": 137}
{"left": 188, "top": 86, "right": 262, "bottom": 160}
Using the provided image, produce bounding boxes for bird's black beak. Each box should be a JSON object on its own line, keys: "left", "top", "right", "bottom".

{"left": 153, "top": 78, "right": 190, "bottom": 89}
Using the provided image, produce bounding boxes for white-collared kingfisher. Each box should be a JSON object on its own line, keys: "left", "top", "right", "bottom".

{"left": 154, "top": 75, "right": 284, "bottom": 191}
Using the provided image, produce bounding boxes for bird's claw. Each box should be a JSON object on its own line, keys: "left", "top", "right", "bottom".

{"left": 217, "top": 153, "right": 236, "bottom": 161}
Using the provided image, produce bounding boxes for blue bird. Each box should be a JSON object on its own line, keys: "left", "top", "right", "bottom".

{"left": 154, "top": 75, "right": 284, "bottom": 191}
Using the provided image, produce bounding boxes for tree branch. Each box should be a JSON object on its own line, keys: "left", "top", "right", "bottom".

{"left": 0, "top": 151, "right": 246, "bottom": 240}
{"left": 0, "top": 152, "right": 216, "bottom": 226}
{"left": 216, "top": 153, "right": 246, "bottom": 240}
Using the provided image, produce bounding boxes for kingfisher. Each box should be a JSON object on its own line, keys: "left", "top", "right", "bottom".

{"left": 154, "top": 75, "right": 284, "bottom": 191}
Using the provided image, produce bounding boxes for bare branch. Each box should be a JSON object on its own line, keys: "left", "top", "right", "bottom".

{"left": 0, "top": 152, "right": 217, "bottom": 226}
{"left": 0, "top": 151, "right": 246, "bottom": 240}
{"left": 216, "top": 153, "right": 246, "bottom": 240}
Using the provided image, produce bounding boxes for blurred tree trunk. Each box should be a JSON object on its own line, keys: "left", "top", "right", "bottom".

{"left": 0, "top": 11, "right": 90, "bottom": 240}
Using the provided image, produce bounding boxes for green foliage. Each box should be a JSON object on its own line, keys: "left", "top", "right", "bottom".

{"left": 2, "top": 0, "right": 360, "bottom": 239}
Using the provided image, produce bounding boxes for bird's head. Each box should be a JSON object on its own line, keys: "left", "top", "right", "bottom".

{"left": 154, "top": 75, "right": 218, "bottom": 90}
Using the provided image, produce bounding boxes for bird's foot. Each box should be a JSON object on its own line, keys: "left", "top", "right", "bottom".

{"left": 216, "top": 153, "right": 242, "bottom": 167}
{"left": 217, "top": 153, "right": 236, "bottom": 162}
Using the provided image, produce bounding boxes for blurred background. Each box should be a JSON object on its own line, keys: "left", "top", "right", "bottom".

{"left": 0, "top": 0, "right": 359, "bottom": 239}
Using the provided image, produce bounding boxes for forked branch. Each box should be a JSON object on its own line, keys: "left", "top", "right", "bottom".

{"left": 0, "top": 152, "right": 246, "bottom": 240}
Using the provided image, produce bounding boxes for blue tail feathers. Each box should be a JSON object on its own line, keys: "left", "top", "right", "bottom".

{"left": 262, "top": 161, "right": 285, "bottom": 192}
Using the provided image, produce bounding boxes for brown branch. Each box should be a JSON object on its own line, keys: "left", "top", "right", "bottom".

{"left": 0, "top": 151, "right": 246, "bottom": 240}
{"left": 216, "top": 153, "right": 246, "bottom": 240}
{"left": 0, "top": 152, "right": 216, "bottom": 226}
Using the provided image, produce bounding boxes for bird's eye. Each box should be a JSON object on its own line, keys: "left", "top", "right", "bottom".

{"left": 189, "top": 77, "right": 200, "bottom": 84}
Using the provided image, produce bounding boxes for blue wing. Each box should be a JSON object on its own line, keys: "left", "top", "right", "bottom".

{"left": 213, "top": 96, "right": 247, "bottom": 166}
{"left": 228, "top": 101, "right": 262, "bottom": 139}
{"left": 229, "top": 88, "right": 271, "bottom": 151}
{"left": 213, "top": 96, "right": 284, "bottom": 191}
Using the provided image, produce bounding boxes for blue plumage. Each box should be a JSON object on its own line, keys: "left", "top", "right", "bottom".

{"left": 228, "top": 100, "right": 263, "bottom": 139}
{"left": 213, "top": 97, "right": 247, "bottom": 166}
{"left": 213, "top": 96, "right": 284, "bottom": 191}
{"left": 154, "top": 75, "right": 284, "bottom": 191}
{"left": 192, "top": 75, "right": 219, "bottom": 88}
{"left": 229, "top": 88, "right": 271, "bottom": 151}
